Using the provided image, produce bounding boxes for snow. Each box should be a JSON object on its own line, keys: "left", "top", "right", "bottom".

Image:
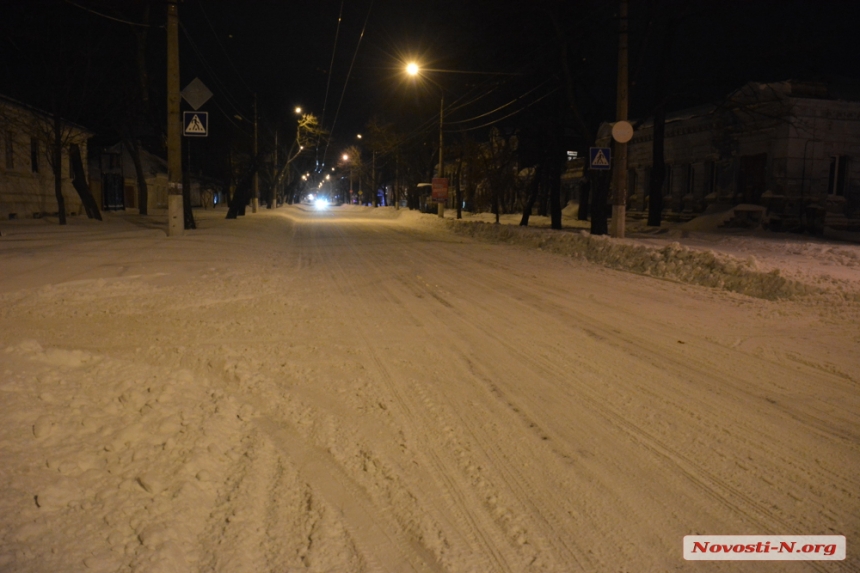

{"left": 1, "top": 205, "right": 858, "bottom": 572}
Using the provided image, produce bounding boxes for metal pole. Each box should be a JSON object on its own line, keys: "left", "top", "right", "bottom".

{"left": 610, "top": 0, "right": 629, "bottom": 238}
{"left": 166, "top": 1, "right": 183, "bottom": 236}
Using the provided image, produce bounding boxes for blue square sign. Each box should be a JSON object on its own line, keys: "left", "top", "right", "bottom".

{"left": 589, "top": 147, "right": 611, "bottom": 170}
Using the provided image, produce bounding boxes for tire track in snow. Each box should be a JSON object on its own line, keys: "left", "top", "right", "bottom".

{"left": 392, "top": 236, "right": 856, "bottom": 573}
{"left": 319, "top": 221, "right": 522, "bottom": 573}
{"left": 254, "top": 416, "right": 442, "bottom": 573}
{"left": 321, "top": 222, "right": 596, "bottom": 571}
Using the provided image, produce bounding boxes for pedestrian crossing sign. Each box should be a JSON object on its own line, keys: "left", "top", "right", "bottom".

{"left": 589, "top": 147, "right": 611, "bottom": 170}
{"left": 183, "top": 111, "right": 209, "bottom": 137}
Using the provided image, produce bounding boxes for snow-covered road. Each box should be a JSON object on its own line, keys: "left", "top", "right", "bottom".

{"left": 1, "top": 206, "right": 857, "bottom": 572}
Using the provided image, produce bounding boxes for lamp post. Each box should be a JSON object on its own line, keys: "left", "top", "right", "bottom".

{"left": 406, "top": 62, "right": 446, "bottom": 217}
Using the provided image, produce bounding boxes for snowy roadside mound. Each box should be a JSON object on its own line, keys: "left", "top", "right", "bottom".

{"left": 448, "top": 220, "right": 821, "bottom": 300}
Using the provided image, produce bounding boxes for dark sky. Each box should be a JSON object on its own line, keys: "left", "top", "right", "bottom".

{"left": 2, "top": 0, "right": 859, "bottom": 171}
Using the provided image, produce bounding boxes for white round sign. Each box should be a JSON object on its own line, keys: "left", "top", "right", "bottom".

{"left": 611, "top": 120, "right": 634, "bottom": 143}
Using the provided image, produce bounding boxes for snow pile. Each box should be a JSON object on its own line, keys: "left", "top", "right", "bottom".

{"left": 446, "top": 220, "right": 820, "bottom": 300}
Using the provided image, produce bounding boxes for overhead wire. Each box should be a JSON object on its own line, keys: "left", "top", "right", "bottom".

{"left": 63, "top": 0, "right": 158, "bottom": 28}
{"left": 315, "top": 1, "right": 345, "bottom": 169}
{"left": 180, "top": 23, "right": 251, "bottom": 124}
{"left": 197, "top": 1, "right": 254, "bottom": 97}
{"left": 444, "top": 79, "right": 552, "bottom": 125}
{"left": 451, "top": 88, "right": 558, "bottom": 132}
{"left": 322, "top": 0, "right": 375, "bottom": 170}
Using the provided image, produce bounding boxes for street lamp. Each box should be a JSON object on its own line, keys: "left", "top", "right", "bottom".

{"left": 406, "top": 62, "right": 446, "bottom": 216}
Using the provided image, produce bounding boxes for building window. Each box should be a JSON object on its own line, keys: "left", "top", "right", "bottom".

{"left": 30, "top": 138, "right": 39, "bottom": 173}
{"left": 5, "top": 131, "right": 12, "bottom": 169}
{"left": 828, "top": 155, "right": 848, "bottom": 196}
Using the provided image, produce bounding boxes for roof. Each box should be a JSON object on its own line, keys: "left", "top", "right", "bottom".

{"left": 0, "top": 93, "right": 94, "bottom": 135}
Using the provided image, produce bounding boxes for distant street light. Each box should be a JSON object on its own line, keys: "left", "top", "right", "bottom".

{"left": 406, "top": 62, "right": 419, "bottom": 76}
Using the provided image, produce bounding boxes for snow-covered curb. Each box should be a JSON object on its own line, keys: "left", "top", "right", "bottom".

{"left": 445, "top": 220, "right": 827, "bottom": 301}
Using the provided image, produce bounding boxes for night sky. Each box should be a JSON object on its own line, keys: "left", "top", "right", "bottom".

{"left": 1, "top": 0, "right": 859, "bottom": 175}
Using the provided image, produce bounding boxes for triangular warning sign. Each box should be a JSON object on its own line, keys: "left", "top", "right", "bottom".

{"left": 592, "top": 149, "right": 609, "bottom": 167}
{"left": 186, "top": 114, "right": 206, "bottom": 134}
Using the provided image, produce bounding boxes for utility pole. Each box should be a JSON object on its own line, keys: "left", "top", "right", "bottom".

{"left": 251, "top": 93, "right": 259, "bottom": 212}
{"left": 610, "top": 0, "right": 629, "bottom": 238}
{"left": 166, "top": 1, "right": 183, "bottom": 236}
{"left": 273, "top": 129, "right": 278, "bottom": 208}
{"left": 438, "top": 94, "right": 445, "bottom": 217}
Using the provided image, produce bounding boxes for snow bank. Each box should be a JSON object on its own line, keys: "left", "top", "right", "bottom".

{"left": 445, "top": 220, "right": 823, "bottom": 300}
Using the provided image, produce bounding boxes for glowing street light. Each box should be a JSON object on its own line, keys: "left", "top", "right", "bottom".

{"left": 405, "top": 61, "right": 445, "bottom": 215}
{"left": 295, "top": 106, "right": 302, "bottom": 114}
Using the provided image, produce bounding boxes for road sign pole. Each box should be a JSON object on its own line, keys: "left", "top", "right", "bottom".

{"left": 611, "top": 0, "right": 629, "bottom": 239}
{"left": 166, "top": 2, "right": 183, "bottom": 236}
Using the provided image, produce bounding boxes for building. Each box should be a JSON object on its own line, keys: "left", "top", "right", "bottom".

{"left": 610, "top": 81, "right": 860, "bottom": 230}
{"left": 88, "top": 140, "right": 224, "bottom": 212}
{"left": 88, "top": 140, "right": 169, "bottom": 213}
{"left": 0, "top": 95, "right": 93, "bottom": 220}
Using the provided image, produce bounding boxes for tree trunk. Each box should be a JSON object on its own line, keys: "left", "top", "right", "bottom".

{"left": 549, "top": 153, "right": 563, "bottom": 230}
{"left": 647, "top": 103, "right": 666, "bottom": 226}
{"left": 182, "top": 169, "right": 196, "bottom": 229}
{"left": 493, "top": 180, "right": 500, "bottom": 224}
{"left": 520, "top": 164, "right": 542, "bottom": 226}
{"left": 455, "top": 159, "right": 463, "bottom": 219}
{"left": 125, "top": 139, "right": 148, "bottom": 215}
{"left": 69, "top": 143, "right": 102, "bottom": 220}
{"left": 52, "top": 114, "right": 67, "bottom": 225}
{"left": 578, "top": 178, "right": 590, "bottom": 220}
{"left": 227, "top": 159, "right": 258, "bottom": 219}
{"left": 590, "top": 171, "right": 609, "bottom": 235}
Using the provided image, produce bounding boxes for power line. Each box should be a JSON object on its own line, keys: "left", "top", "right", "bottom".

{"left": 63, "top": 0, "right": 159, "bottom": 28}
{"left": 180, "top": 23, "right": 249, "bottom": 120}
{"left": 316, "top": 1, "right": 345, "bottom": 169}
{"left": 322, "top": 0, "right": 375, "bottom": 170}
{"left": 444, "top": 80, "right": 551, "bottom": 125}
{"left": 453, "top": 88, "right": 558, "bottom": 132}
{"left": 197, "top": 1, "right": 254, "bottom": 96}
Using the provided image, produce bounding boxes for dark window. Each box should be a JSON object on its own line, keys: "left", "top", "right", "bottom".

{"left": 828, "top": 155, "right": 848, "bottom": 196}
{"left": 30, "top": 138, "right": 39, "bottom": 173}
{"left": 4, "top": 131, "right": 12, "bottom": 169}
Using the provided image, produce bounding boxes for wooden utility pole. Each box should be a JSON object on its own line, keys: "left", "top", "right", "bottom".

{"left": 610, "top": 0, "right": 629, "bottom": 238}
{"left": 251, "top": 93, "right": 259, "bottom": 212}
{"left": 437, "top": 95, "right": 445, "bottom": 217}
{"left": 166, "top": 1, "right": 183, "bottom": 236}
